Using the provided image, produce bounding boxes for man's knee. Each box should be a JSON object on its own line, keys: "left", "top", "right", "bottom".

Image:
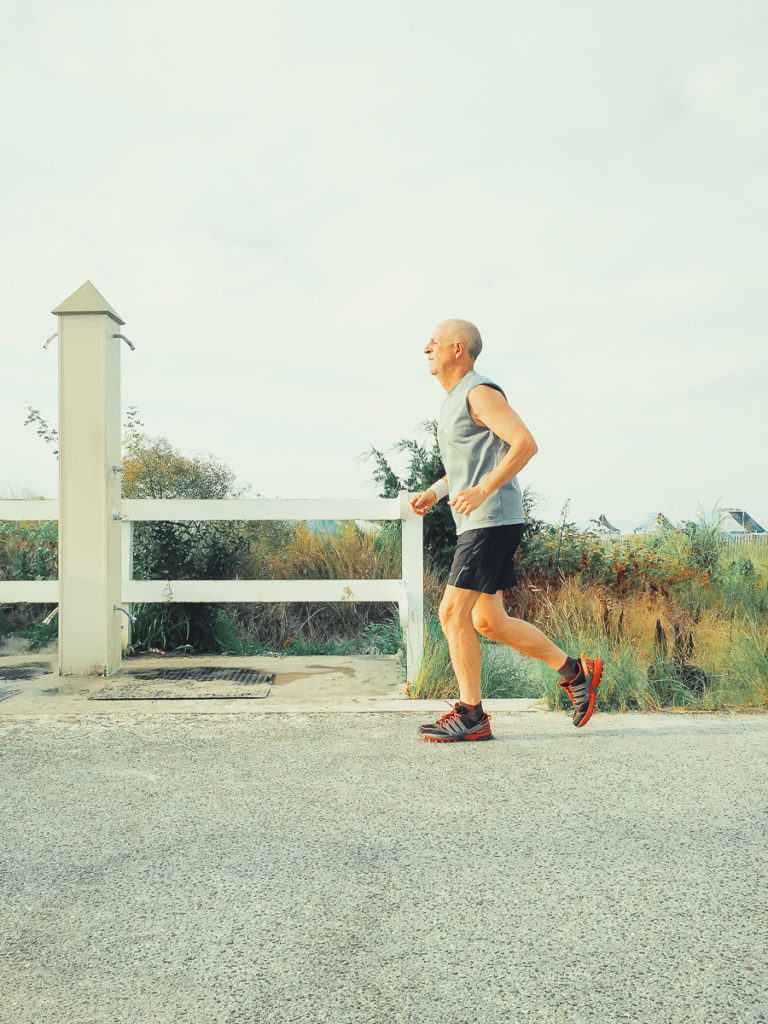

{"left": 471, "top": 604, "right": 508, "bottom": 641}
{"left": 438, "top": 596, "right": 454, "bottom": 630}
{"left": 472, "top": 613, "right": 501, "bottom": 640}
{"left": 439, "top": 594, "right": 473, "bottom": 633}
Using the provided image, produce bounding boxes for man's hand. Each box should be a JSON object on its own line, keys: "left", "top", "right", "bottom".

{"left": 450, "top": 484, "right": 489, "bottom": 516}
{"left": 409, "top": 490, "right": 438, "bottom": 516}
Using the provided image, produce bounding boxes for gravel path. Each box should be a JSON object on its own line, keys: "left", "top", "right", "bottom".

{"left": 1, "top": 710, "right": 767, "bottom": 1024}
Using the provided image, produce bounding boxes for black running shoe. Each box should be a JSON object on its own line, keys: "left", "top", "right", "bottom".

{"left": 419, "top": 702, "right": 494, "bottom": 742}
{"left": 558, "top": 653, "right": 603, "bottom": 727}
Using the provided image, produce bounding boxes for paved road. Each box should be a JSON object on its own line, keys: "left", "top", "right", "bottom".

{"left": 1, "top": 710, "right": 767, "bottom": 1024}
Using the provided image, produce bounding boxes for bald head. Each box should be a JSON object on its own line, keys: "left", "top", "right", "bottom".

{"left": 433, "top": 319, "right": 482, "bottom": 362}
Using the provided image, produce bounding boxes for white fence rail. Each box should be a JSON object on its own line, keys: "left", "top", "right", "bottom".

{"left": 0, "top": 493, "right": 424, "bottom": 681}
{"left": 120, "top": 498, "right": 403, "bottom": 522}
{"left": 0, "top": 500, "right": 58, "bottom": 522}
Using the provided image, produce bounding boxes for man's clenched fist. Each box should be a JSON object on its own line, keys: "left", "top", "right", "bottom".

{"left": 409, "top": 490, "right": 437, "bottom": 516}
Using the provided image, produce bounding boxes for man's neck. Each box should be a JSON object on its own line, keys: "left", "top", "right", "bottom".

{"left": 438, "top": 364, "right": 474, "bottom": 392}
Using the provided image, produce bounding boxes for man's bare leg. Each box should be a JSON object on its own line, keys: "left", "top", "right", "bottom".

{"left": 470, "top": 590, "right": 567, "bottom": 669}
{"left": 438, "top": 584, "right": 485, "bottom": 705}
{"left": 467, "top": 590, "right": 604, "bottom": 728}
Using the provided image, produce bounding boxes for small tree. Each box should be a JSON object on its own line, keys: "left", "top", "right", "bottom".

{"left": 363, "top": 419, "right": 457, "bottom": 576}
{"left": 21, "top": 403, "right": 256, "bottom": 654}
{"left": 121, "top": 406, "right": 254, "bottom": 653}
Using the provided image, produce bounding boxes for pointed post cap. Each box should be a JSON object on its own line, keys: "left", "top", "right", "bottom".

{"left": 52, "top": 281, "right": 125, "bottom": 325}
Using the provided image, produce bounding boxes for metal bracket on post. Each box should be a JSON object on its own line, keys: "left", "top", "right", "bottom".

{"left": 113, "top": 334, "right": 135, "bottom": 350}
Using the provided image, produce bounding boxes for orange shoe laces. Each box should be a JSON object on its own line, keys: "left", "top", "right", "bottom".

{"left": 433, "top": 701, "right": 463, "bottom": 726}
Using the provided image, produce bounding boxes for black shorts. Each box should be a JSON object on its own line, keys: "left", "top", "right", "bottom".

{"left": 447, "top": 523, "right": 526, "bottom": 594}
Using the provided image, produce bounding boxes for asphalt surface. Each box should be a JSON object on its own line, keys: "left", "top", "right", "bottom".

{"left": 1, "top": 710, "right": 767, "bottom": 1024}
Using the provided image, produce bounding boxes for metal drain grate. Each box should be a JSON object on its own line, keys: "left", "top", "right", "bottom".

{"left": 132, "top": 667, "right": 275, "bottom": 686}
{"left": 0, "top": 664, "right": 51, "bottom": 681}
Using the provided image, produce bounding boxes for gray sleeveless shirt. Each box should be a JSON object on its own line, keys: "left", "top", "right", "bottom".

{"left": 437, "top": 369, "right": 524, "bottom": 535}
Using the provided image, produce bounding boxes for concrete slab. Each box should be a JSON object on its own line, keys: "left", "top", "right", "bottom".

{"left": 0, "top": 639, "right": 544, "bottom": 716}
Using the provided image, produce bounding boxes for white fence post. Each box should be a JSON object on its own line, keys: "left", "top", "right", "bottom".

{"left": 54, "top": 281, "right": 125, "bottom": 676}
{"left": 121, "top": 520, "right": 134, "bottom": 653}
{"left": 399, "top": 491, "right": 424, "bottom": 684}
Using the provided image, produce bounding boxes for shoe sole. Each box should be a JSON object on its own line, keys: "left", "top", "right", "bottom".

{"left": 419, "top": 717, "right": 494, "bottom": 743}
{"left": 574, "top": 659, "right": 603, "bottom": 728}
{"left": 420, "top": 730, "right": 494, "bottom": 743}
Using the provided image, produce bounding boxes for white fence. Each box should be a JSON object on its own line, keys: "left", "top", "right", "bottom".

{"left": 0, "top": 493, "right": 424, "bottom": 682}
{"left": 586, "top": 530, "right": 767, "bottom": 547}
{"left": 721, "top": 534, "right": 768, "bottom": 547}
{"left": 0, "top": 281, "right": 424, "bottom": 681}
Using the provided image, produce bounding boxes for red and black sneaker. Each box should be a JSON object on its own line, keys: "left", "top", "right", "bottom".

{"left": 559, "top": 653, "right": 603, "bottom": 728}
{"left": 419, "top": 702, "right": 494, "bottom": 742}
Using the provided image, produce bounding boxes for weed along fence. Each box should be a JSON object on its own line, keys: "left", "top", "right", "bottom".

{"left": 0, "top": 282, "right": 424, "bottom": 683}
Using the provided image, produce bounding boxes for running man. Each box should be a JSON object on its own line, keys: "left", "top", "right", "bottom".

{"left": 410, "top": 319, "right": 603, "bottom": 742}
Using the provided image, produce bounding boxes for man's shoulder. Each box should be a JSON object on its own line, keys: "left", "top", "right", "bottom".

{"left": 467, "top": 377, "right": 507, "bottom": 403}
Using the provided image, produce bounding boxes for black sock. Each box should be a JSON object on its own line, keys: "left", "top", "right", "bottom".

{"left": 457, "top": 700, "right": 484, "bottom": 722}
{"left": 557, "top": 656, "right": 582, "bottom": 683}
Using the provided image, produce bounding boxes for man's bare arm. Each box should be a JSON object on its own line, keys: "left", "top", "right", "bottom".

{"left": 468, "top": 385, "right": 537, "bottom": 497}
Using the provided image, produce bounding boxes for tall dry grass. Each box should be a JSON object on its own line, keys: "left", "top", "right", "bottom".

{"left": 532, "top": 574, "right": 768, "bottom": 713}
{"left": 412, "top": 530, "right": 768, "bottom": 711}
{"left": 226, "top": 520, "right": 404, "bottom": 655}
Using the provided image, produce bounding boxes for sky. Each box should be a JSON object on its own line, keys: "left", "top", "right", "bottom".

{"left": 1, "top": 0, "right": 766, "bottom": 532}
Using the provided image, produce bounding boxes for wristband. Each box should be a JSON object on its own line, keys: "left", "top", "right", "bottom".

{"left": 428, "top": 478, "right": 449, "bottom": 502}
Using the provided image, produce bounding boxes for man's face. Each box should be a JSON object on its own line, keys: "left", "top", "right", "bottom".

{"left": 424, "top": 330, "right": 449, "bottom": 376}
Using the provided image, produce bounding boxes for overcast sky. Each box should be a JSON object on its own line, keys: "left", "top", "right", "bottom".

{"left": 1, "top": 0, "right": 766, "bottom": 531}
